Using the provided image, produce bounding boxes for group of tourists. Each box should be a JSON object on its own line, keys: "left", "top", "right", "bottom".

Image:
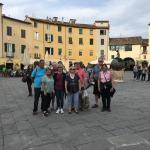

{"left": 23, "top": 57, "right": 115, "bottom": 117}
{"left": 133, "top": 64, "right": 150, "bottom": 81}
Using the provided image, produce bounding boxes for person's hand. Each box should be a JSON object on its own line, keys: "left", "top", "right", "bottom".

{"left": 110, "top": 87, "right": 114, "bottom": 92}
{"left": 44, "top": 91, "right": 47, "bottom": 96}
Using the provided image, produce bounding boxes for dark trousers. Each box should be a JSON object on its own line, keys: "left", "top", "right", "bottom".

{"left": 133, "top": 72, "right": 137, "bottom": 79}
{"left": 101, "top": 88, "right": 111, "bottom": 109}
{"left": 137, "top": 72, "right": 141, "bottom": 80}
{"left": 148, "top": 74, "right": 150, "bottom": 81}
{"left": 141, "top": 74, "right": 146, "bottom": 81}
{"left": 43, "top": 93, "right": 52, "bottom": 112}
{"left": 33, "top": 88, "right": 44, "bottom": 112}
{"left": 55, "top": 90, "right": 64, "bottom": 109}
{"left": 27, "top": 81, "right": 32, "bottom": 95}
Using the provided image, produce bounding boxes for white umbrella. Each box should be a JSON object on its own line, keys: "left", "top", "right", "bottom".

{"left": 22, "top": 48, "right": 30, "bottom": 66}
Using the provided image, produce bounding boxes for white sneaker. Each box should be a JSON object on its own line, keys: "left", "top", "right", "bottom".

{"left": 56, "top": 109, "right": 60, "bottom": 114}
{"left": 60, "top": 109, "right": 64, "bottom": 114}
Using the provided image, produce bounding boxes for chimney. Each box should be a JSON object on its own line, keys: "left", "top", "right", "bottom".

{"left": 53, "top": 17, "right": 58, "bottom": 22}
{"left": 69, "top": 19, "right": 76, "bottom": 24}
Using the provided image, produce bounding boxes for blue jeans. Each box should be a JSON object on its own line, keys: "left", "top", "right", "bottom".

{"left": 55, "top": 90, "right": 64, "bottom": 109}
{"left": 67, "top": 92, "right": 79, "bottom": 109}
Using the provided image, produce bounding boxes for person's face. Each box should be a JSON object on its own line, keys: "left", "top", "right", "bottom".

{"left": 70, "top": 68, "right": 75, "bottom": 73}
{"left": 102, "top": 65, "right": 107, "bottom": 71}
{"left": 46, "top": 69, "right": 52, "bottom": 76}
{"left": 76, "top": 63, "right": 80, "bottom": 69}
{"left": 98, "top": 60, "right": 103, "bottom": 66}
{"left": 39, "top": 60, "right": 45, "bottom": 68}
{"left": 58, "top": 67, "right": 63, "bottom": 72}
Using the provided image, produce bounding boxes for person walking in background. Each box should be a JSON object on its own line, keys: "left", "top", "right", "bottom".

{"left": 147, "top": 65, "right": 150, "bottom": 81}
{"left": 136, "top": 65, "right": 142, "bottom": 80}
{"left": 65, "top": 66, "right": 81, "bottom": 114}
{"left": 90, "top": 57, "right": 103, "bottom": 108}
{"left": 133, "top": 65, "right": 138, "bottom": 80}
{"left": 26, "top": 65, "right": 33, "bottom": 96}
{"left": 99, "top": 64, "right": 115, "bottom": 112}
{"left": 31, "top": 59, "right": 46, "bottom": 115}
{"left": 141, "top": 65, "right": 147, "bottom": 81}
{"left": 54, "top": 64, "right": 66, "bottom": 114}
{"left": 42, "top": 68, "right": 54, "bottom": 117}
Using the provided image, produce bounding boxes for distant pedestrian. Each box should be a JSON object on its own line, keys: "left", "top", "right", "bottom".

{"left": 133, "top": 65, "right": 138, "bottom": 79}
{"left": 141, "top": 66, "right": 147, "bottom": 81}
{"left": 31, "top": 59, "right": 46, "bottom": 115}
{"left": 147, "top": 65, "right": 150, "bottom": 81}
{"left": 26, "top": 65, "right": 33, "bottom": 96}
{"left": 136, "top": 65, "right": 142, "bottom": 80}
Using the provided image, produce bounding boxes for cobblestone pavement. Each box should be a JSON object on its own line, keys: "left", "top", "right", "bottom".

{"left": 0, "top": 72, "right": 150, "bottom": 150}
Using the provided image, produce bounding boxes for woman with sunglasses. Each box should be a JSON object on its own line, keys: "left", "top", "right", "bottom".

{"left": 65, "top": 66, "right": 81, "bottom": 114}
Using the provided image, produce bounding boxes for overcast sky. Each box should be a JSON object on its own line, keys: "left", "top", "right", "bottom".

{"left": 1, "top": 0, "right": 150, "bottom": 38}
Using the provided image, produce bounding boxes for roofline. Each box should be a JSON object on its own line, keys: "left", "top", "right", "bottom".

{"left": 110, "top": 36, "right": 142, "bottom": 39}
{"left": 95, "top": 20, "right": 109, "bottom": 23}
{"left": 0, "top": 3, "right": 4, "bottom": 6}
{"left": 3, "top": 15, "right": 31, "bottom": 25}
{"left": 28, "top": 17, "right": 109, "bottom": 29}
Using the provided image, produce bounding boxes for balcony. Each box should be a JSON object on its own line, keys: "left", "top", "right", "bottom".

{"left": 6, "top": 52, "right": 14, "bottom": 58}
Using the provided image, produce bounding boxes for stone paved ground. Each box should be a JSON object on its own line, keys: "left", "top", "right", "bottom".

{"left": 0, "top": 72, "right": 150, "bottom": 150}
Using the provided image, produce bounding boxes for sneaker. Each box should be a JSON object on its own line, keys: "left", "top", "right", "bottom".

{"left": 60, "top": 109, "right": 64, "bottom": 114}
{"left": 56, "top": 109, "right": 60, "bottom": 114}
{"left": 92, "top": 104, "right": 98, "bottom": 108}
{"left": 107, "top": 108, "right": 111, "bottom": 112}
{"left": 101, "top": 108, "right": 106, "bottom": 112}
{"left": 43, "top": 111, "right": 48, "bottom": 117}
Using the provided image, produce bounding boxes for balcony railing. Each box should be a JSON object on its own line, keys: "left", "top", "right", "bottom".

{"left": 6, "top": 52, "right": 14, "bottom": 58}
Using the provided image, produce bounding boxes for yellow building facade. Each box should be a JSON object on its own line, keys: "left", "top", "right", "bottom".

{"left": 0, "top": 3, "right": 109, "bottom": 69}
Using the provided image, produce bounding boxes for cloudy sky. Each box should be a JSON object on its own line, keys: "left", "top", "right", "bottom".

{"left": 1, "top": 0, "right": 150, "bottom": 38}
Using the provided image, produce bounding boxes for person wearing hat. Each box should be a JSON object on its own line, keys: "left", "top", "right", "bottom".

{"left": 65, "top": 66, "right": 81, "bottom": 114}
{"left": 41, "top": 67, "right": 54, "bottom": 117}
{"left": 54, "top": 64, "right": 66, "bottom": 114}
{"left": 90, "top": 57, "right": 104, "bottom": 108}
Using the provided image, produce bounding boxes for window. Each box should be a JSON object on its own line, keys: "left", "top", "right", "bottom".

{"left": 47, "top": 24, "right": 50, "bottom": 31}
{"left": 100, "top": 30, "right": 106, "bottom": 35}
{"left": 90, "top": 39, "right": 93, "bottom": 45}
{"left": 7, "top": 26, "right": 12, "bottom": 36}
{"left": 45, "top": 47, "right": 54, "bottom": 55}
{"left": 58, "top": 36, "right": 62, "bottom": 43}
{"left": 58, "top": 25, "right": 62, "bottom": 32}
{"left": 34, "top": 21, "right": 38, "bottom": 28}
{"left": 101, "top": 39, "right": 104, "bottom": 45}
{"left": 21, "top": 45, "right": 26, "bottom": 54}
{"left": 34, "top": 53, "right": 40, "bottom": 59}
{"left": 79, "top": 50, "right": 83, "bottom": 56}
{"left": 69, "top": 37, "right": 73, "bottom": 44}
{"left": 100, "top": 50, "right": 104, "bottom": 57}
{"left": 144, "top": 55, "right": 146, "bottom": 59}
{"left": 90, "top": 29, "right": 93, "bottom": 35}
{"left": 89, "top": 50, "right": 93, "bottom": 56}
{"left": 45, "top": 34, "right": 53, "bottom": 42}
{"left": 111, "top": 55, "right": 115, "bottom": 59}
{"left": 4, "top": 43, "right": 15, "bottom": 57}
{"left": 68, "top": 49, "right": 72, "bottom": 56}
{"left": 143, "top": 46, "right": 147, "bottom": 54}
{"left": 34, "top": 32, "right": 39, "bottom": 40}
{"left": 58, "top": 48, "right": 62, "bottom": 56}
{"left": 68, "top": 27, "right": 72, "bottom": 33}
{"left": 79, "top": 28, "right": 83, "bottom": 34}
{"left": 125, "top": 45, "right": 132, "bottom": 51}
{"left": 79, "top": 38, "right": 83, "bottom": 45}
{"left": 21, "top": 29, "right": 26, "bottom": 38}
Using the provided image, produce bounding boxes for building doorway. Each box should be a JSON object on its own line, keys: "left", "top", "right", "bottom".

{"left": 6, "top": 63, "right": 13, "bottom": 69}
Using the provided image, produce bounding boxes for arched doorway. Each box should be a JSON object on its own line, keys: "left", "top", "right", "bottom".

{"left": 124, "top": 57, "right": 135, "bottom": 71}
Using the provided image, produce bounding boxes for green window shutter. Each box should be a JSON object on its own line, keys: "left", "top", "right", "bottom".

{"left": 4, "top": 43, "right": 7, "bottom": 52}
{"left": 12, "top": 44, "right": 15, "bottom": 53}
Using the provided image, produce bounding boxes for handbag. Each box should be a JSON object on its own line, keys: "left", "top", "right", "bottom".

{"left": 22, "top": 75, "right": 27, "bottom": 82}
